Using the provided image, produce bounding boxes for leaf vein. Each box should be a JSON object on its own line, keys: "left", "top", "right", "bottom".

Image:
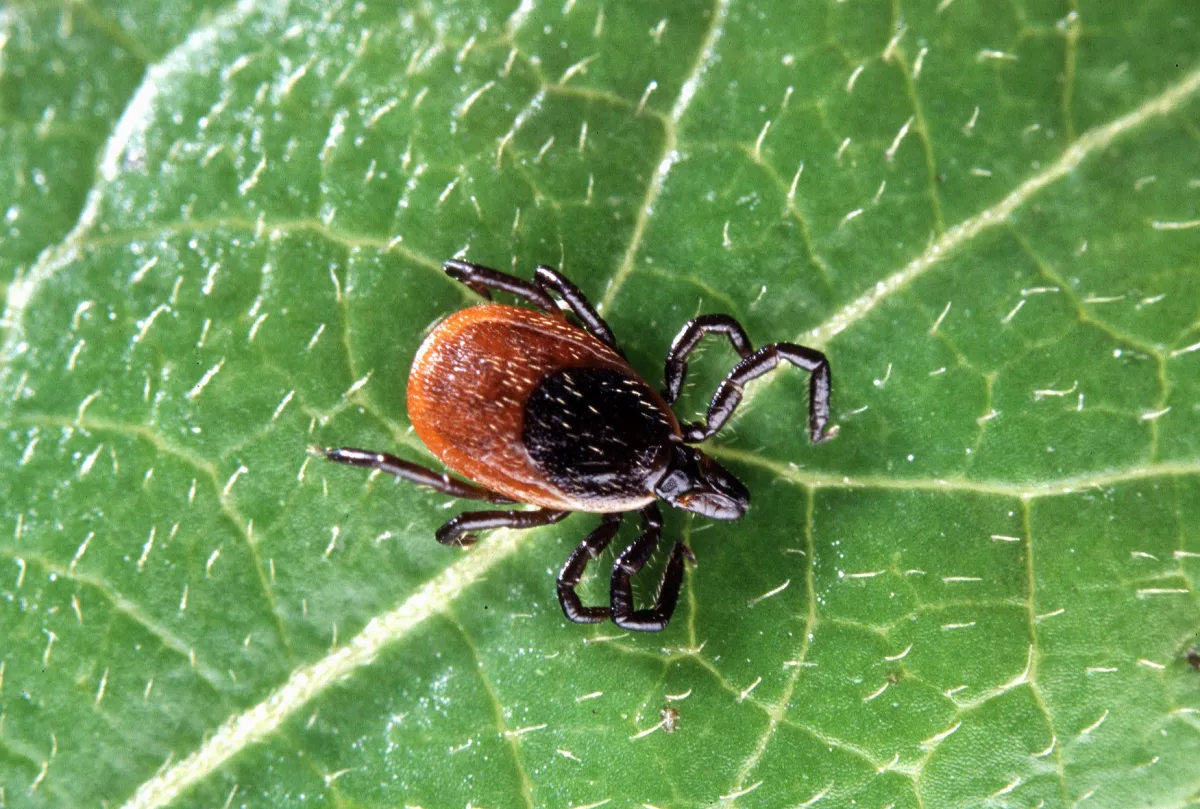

{"left": 597, "top": 0, "right": 731, "bottom": 313}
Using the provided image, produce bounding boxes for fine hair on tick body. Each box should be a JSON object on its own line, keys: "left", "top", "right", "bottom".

{"left": 322, "top": 260, "right": 835, "bottom": 632}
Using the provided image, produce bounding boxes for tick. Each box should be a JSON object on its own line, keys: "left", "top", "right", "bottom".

{"left": 322, "top": 260, "right": 835, "bottom": 631}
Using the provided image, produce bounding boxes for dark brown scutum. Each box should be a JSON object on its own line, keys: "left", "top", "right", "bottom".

{"left": 524, "top": 367, "right": 675, "bottom": 506}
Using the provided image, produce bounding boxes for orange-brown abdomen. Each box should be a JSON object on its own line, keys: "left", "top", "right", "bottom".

{"left": 407, "top": 305, "right": 679, "bottom": 511}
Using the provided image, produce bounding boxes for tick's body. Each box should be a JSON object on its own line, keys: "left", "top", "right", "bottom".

{"left": 323, "top": 260, "right": 834, "bottom": 631}
{"left": 408, "top": 305, "right": 677, "bottom": 513}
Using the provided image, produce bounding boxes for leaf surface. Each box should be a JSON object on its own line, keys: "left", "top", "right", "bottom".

{"left": 1, "top": 2, "right": 1199, "bottom": 808}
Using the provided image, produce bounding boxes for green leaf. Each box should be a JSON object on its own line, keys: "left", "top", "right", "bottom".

{"left": 2, "top": 1, "right": 1199, "bottom": 808}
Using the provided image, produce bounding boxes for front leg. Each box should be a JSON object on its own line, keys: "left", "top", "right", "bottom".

{"left": 662, "top": 314, "right": 753, "bottom": 404}
{"left": 684, "top": 342, "right": 835, "bottom": 445}
{"left": 435, "top": 507, "right": 569, "bottom": 547}
{"left": 610, "top": 504, "right": 695, "bottom": 632}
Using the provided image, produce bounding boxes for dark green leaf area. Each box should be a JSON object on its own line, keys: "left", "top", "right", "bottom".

{"left": 2, "top": 1, "right": 1199, "bottom": 808}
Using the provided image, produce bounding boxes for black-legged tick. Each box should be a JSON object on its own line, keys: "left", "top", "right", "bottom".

{"left": 323, "top": 260, "right": 834, "bottom": 631}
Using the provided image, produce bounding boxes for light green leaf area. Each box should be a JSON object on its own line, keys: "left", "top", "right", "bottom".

{"left": 2, "top": 1, "right": 1199, "bottom": 808}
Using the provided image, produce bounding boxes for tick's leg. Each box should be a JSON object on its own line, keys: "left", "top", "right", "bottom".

{"left": 683, "top": 342, "right": 835, "bottom": 445}
{"left": 443, "top": 259, "right": 557, "bottom": 313}
{"left": 533, "top": 265, "right": 619, "bottom": 350}
{"left": 557, "top": 512, "right": 624, "bottom": 623}
{"left": 321, "top": 447, "right": 514, "bottom": 503}
{"left": 662, "top": 314, "right": 753, "bottom": 404}
{"left": 435, "top": 507, "right": 569, "bottom": 547}
{"left": 610, "top": 504, "right": 696, "bottom": 632}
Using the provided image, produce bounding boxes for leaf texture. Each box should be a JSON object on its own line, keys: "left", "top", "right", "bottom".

{"left": 1, "top": 2, "right": 1199, "bottom": 808}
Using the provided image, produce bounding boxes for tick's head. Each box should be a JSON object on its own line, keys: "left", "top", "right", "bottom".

{"left": 654, "top": 444, "right": 749, "bottom": 520}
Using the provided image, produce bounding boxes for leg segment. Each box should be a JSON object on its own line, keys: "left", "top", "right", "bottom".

{"left": 557, "top": 512, "right": 624, "bottom": 623}
{"left": 683, "top": 342, "right": 835, "bottom": 445}
{"left": 322, "top": 447, "right": 513, "bottom": 503}
{"left": 610, "top": 504, "right": 696, "bottom": 632}
{"left": 534, "top": 265, "right": 619, "bottom": 349}
{"left": 661, "top": 314, "right": 753, "bottom": 404}
{"left": 443, "top": 260, "right": 619, "bottom": 349}
{"left": 443, "top": 259, "right": 558, "bottom": 313}
{"left": 435, "top": 507, "right": 569, "bottom": 547}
